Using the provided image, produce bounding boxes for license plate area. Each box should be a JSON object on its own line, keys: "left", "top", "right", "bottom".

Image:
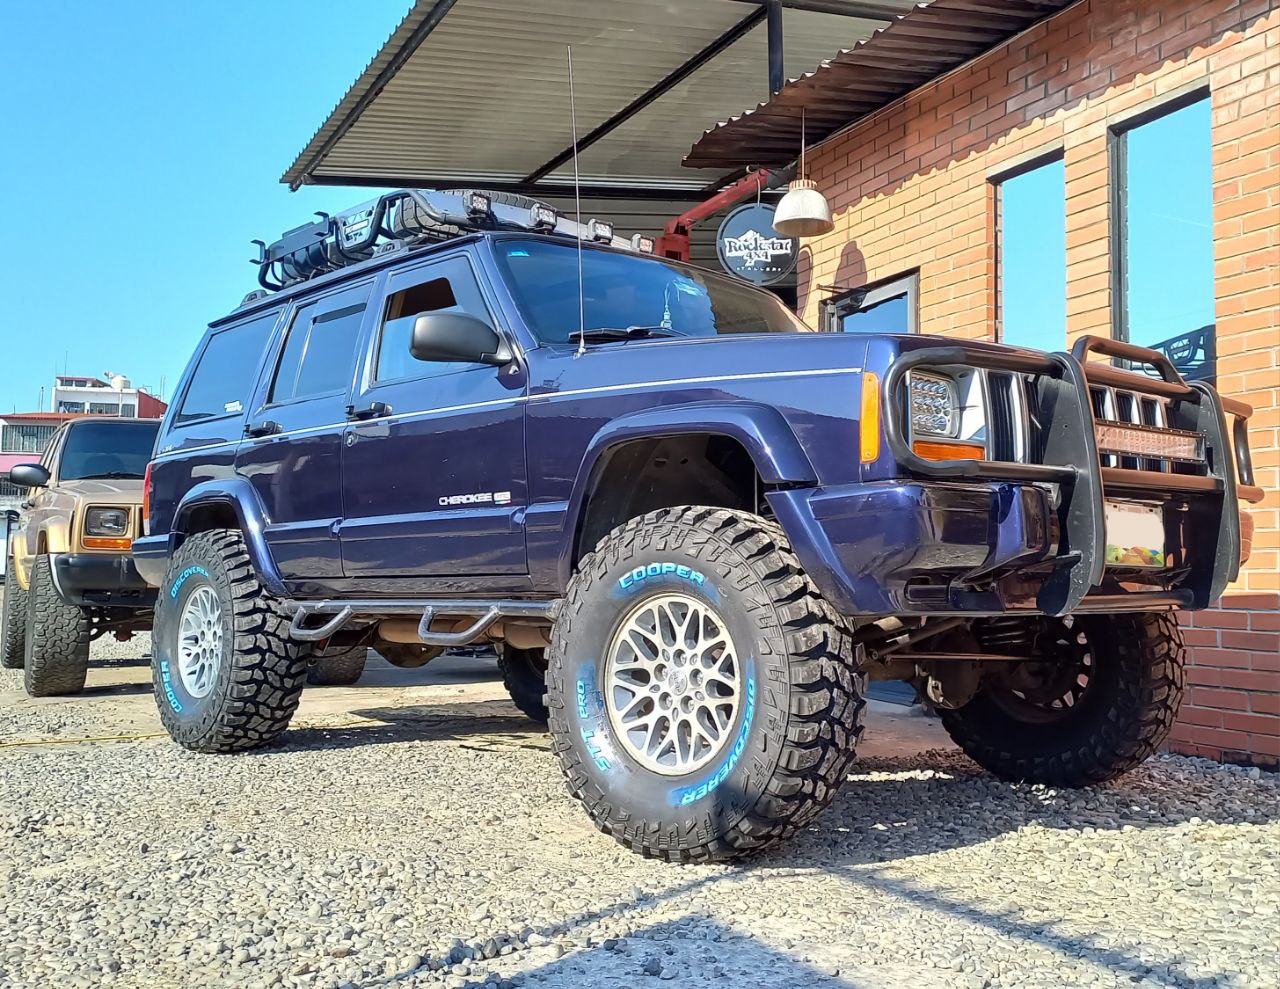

{"left": 1104, "top": 500, "right": 1166, "bottom": 568}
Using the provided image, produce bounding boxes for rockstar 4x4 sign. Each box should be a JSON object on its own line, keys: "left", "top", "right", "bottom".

{"left": 716, "top": 203, "right": 798, "bottom": 286}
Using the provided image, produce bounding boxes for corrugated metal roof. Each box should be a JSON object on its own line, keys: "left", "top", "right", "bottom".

{"left": 684, "top": 0, "right": 1077, "bottom": 168}
{"left": 282, "top": 0, "right": 918, "bottom": 194}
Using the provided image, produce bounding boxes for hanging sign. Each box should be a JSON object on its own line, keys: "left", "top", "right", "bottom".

{"left": 716, "top": 203, "right": 798, "bottom": 286}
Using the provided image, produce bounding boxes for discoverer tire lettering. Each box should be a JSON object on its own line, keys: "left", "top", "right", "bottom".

{"left": 152, "top": 529, "right": 308, "bottom": 753}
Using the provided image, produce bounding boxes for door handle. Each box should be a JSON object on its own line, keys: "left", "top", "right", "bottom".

{"left": 346, "top": 402, "right": 391, "bottom": 421}
{"left": 244, "top": 420, "right": 283, "bottom": 438}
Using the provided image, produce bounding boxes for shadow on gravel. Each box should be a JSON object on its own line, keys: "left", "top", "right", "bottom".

{"left": 79, "top": 679, "right": 156, "bottom": 698}
{"left": 270, "top": 700, "right": 548, "bottom": 754}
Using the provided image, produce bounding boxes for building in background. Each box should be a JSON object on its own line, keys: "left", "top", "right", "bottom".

{"left": 52, "top": 373, "right": 167, "bottom": 419}
{"left": 690, "top": 0, "right": 1278, "bottom": 767}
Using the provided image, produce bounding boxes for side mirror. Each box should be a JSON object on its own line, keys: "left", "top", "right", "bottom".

{"left": 7, "top": 464, "right": 50, "bottom": 488}
{"left": 410, "top": 312, "right": 512, "bottom": 367}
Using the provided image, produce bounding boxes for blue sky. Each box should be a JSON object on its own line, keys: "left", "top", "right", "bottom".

{"left": 0, "top": 2, "right": 406, "bottom": 412}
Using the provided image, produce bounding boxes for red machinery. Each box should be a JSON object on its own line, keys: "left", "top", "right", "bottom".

{"left": 656, "top": 169, "right": 775, "bottom": 263}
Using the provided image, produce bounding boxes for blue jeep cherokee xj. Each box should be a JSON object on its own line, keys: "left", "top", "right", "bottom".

{"left": 133, "top": 189, "right": 1261, "bottom": 862}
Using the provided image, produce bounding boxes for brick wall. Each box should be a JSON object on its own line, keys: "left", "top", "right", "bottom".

{"left": 798, "top": 0, "right": 1280, "bottom": 765}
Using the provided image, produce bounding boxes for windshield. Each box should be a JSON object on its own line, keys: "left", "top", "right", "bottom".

{"left": 493, "top": 238, "right": 812, "bottom": 344}
{"left": 59, "top": 420, "right": 159, "bottom": 481}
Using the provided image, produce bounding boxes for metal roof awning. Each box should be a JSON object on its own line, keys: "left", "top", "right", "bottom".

{"left": 283, "top": 0, "right": 920, "bottom": 198}
{"left": 685, "top": 0, "right": 1077, "bottom": 168}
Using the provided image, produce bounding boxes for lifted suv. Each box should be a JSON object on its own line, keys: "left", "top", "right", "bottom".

{"left": 3, "top": 417, "right": 159, "bottom": 695}
{"left": 134, "top": 189, "right": 1261, "bottom": 861}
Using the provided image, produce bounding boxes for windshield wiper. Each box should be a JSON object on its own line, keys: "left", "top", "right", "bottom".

{"left": 569, "top": 325, "right": 681, "bottom": 343}
{"left": 76, "top": 472, "right": 143, "bottom": 480}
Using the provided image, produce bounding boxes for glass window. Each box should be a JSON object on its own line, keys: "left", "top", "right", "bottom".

{"left": 57, "top": 420, "right": 160, "bottom": 481}
{"left": 176, "top": 311, "right": 278, "bottom": 424}
{"left": 1, "top": 423, "right": 56, "bottom": 454}
{"left": 493, "top": 238, "right": 810, "bottom": 345}
{"left": 827, "top": 273, "right": 919, "bottom": 334}
{"left": 57, "top": 401, "right": 85, "bottom": 413}
{"left": 376, "top": 266, "right": 483, "bottom": 382}
{"left": 997, "top": 156, "right": 1066, "bottom": 351}
{"left": 271, "top": 302, "right": 365, "bottom": 403}
{"left": 1118, "top": 97, "right": 1215, "bottom": 381}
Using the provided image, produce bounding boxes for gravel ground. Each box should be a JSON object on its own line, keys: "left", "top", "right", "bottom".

{"left": 1, "top": 613, "right": 1278, "bottom": 989}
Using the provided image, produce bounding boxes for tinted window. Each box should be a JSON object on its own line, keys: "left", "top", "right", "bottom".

{"left": 376, "top": 260, "right": 490, "bottom": 381}
{"left": 177, "top": 312, "right": 278, "bottom": 424}
{"left": 998, "top": 156, "right": 1066, "bottom": 350}
{"left": 494, "top": 238, "right": 810, "bottom": 344}
{"left": 1120, "top": 98, "right": 1215, "bottom": 381}
{"left": 830, "top": 273, "right": 918, "bottom": 334}
{"left": 271, "top": 302, "right": 365, "bottom": 403}
{"left": 58, "top": 421, "right": 160, "bottom": 481}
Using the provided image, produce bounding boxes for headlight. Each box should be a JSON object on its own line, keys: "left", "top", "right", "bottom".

{"left": 85, "top": 507, "right": 129, "bottom": 537}
{"left": 909, "top": 372, "right": 958, "bottom": 437}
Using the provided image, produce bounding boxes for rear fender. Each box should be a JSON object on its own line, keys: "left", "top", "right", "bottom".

{"left": 171, "top": 478, "right": 286, "bottom": 598}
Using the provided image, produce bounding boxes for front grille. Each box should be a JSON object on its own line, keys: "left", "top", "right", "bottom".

{"left": 1089, "top": 384, "right": 1202, "bottom": 473}
{"left": 987, "top": 372, "right": 1019, "bottom": 462}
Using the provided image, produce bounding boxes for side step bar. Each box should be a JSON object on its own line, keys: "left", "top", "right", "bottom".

{"left": 288, "top": 598, "right": 559, "bottom": 645}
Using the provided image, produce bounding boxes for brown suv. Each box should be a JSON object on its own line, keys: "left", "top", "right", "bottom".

{"left": 1, "top": 417, "right": 159, "bottom": 695}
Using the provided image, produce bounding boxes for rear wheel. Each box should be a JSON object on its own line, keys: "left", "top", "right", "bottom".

{"left": 547, "top": 507, "right": 865, "bottom": 863}
{"left": 23, "top": 556, "right": 91, "bottom": 696}
{"left": 307, "top": 644, "right": 368, "bottom": 686}
{"left": 499, "top": 646, "right": 549, "bottom": 723}
{"left": 152, "top": 529, "right": 307, "bottom": 753}
{"left": 2, "top": 562, "right": 28, "bottom": 669}
{"left": 940, "top": 612, "right": 1184, "bottom": 786}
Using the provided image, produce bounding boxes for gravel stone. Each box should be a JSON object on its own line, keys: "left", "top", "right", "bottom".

{"left": 0, "top": 622, "right": 1276, "bottom": 988}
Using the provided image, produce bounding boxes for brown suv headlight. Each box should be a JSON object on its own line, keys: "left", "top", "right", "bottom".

{"left": 84, "top": 507, "right": 131, "bottom": 549}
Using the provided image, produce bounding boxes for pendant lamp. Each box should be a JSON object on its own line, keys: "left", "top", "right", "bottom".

{"left": 773, "top": 109, "right": 834, "bottom": 238}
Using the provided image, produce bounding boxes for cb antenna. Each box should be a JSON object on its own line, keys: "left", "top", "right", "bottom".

{"left": 568, "top": 45, "right": 586, "bottom": 358}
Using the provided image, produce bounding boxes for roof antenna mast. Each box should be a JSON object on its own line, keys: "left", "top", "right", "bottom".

{"left": 568, "top": 45, "right": 587, "bottom": 358}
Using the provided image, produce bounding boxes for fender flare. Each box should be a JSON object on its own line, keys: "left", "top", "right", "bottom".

{"left": 171, "top": 478, "right": 286, "bottom": 598}
{"left": 559, "top": 401, "right": 817, "bottom": 580}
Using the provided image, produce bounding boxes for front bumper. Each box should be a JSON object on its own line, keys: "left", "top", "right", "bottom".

{"left": 769, "top": 479, "right": 1224, "bottom": 618}
{"left": 52, "top": 553, "right": 156, "bottom": 609}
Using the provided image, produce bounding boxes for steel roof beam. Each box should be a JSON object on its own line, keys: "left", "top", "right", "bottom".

{"left": 302, "top": 172, "right": 712, "bottom": 202}
{"left": 520, "top": 6, "right": 768, "bottom": 185}
{"left": 726, "top": 0, "right": 905, "bottom": 19}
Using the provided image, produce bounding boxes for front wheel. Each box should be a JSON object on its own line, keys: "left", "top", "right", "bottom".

{"left": 152, "top": 530, "right": 308, "bottom": 753}
{"left": 499, "top": 646, "right": 549, "bottom": 724}
{"left": 940, "top": 612, "right": 1185, "bottom": 786}
{"left": 547, "top": 507, "right": 865, "bottom": 863}
{"left": 23, "top": 556, "right": 91, "bottom": 696}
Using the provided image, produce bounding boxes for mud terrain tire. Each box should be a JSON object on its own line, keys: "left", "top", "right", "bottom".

{"left": 308, "top": 644, "right": 368, "bottom": 686}
{"left": 152, "top": 529, "right": 307, "bottom": 753}
{"left": 499, "top": 646, "right": 549, "bottom": 724}
{"left": 547, "top": 506, "right": 864, "bottom": 863}
{"left": 940, "top": 612, "right": 1184, "bottom": 786}
{"left": 1, "top": 560, "right": 28, "bottom": 669}
{"left": 23, "top": 555, "right": 91, "bottom": 696}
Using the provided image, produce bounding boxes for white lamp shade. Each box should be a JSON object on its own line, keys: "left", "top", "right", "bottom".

{"left": 773, "top": 179, "right": 834, "bottom": 238}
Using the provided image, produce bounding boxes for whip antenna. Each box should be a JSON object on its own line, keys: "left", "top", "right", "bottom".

{"left": 568, "top": 45, "right": 586, "bottom": 357}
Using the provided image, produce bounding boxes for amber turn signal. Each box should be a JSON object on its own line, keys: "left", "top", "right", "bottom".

{"left": 912, "top": 440, "right": 985, "bottom": 462}
{"left": 83, "top": 536, "right": 132, "bottom": 550}
{"left": 859, "top": 372, "right": 880, "bottom": 463}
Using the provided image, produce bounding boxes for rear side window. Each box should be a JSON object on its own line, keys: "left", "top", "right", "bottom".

{"left": 177, "top": 312, "right": 278, "bottom": 424}
{"left": 271, "top": 301, "right": 366, "bottom": 403}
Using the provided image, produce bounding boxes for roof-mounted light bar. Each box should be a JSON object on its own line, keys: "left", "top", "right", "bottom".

{"left": 249, "top": 188, "right": 655, "bottom": 297}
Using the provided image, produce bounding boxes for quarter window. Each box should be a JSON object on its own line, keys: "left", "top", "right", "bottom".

{"left": 176, "top": 311, "right": 279, "bottom": 424}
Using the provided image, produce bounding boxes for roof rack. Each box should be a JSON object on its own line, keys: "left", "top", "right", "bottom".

{"left": 249, "top": 188, "right": 655, "bottom": 295}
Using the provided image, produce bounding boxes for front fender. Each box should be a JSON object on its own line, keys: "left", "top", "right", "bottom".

{"left": 161, "top": 478, "right": 285, "bottom": 597}
{"left": 556, "top": 402, "right": 818, "bottom": 586}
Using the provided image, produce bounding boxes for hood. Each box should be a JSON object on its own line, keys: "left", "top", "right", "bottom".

{"left": 56, "top": 478, "right": 145, "bottom": 504}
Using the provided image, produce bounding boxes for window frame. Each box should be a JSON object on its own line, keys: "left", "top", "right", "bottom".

{"left": 1108, "top": 85, "right": 1213, "bottom": 348}
{"left": 266, "top": 299, "right": 369, "bottom": 408}
{"left": 821, "top": 270, "right": 920, "bottom": 334}
{"left": 989, "top": 145, "right": 1066, "bottom": 347}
